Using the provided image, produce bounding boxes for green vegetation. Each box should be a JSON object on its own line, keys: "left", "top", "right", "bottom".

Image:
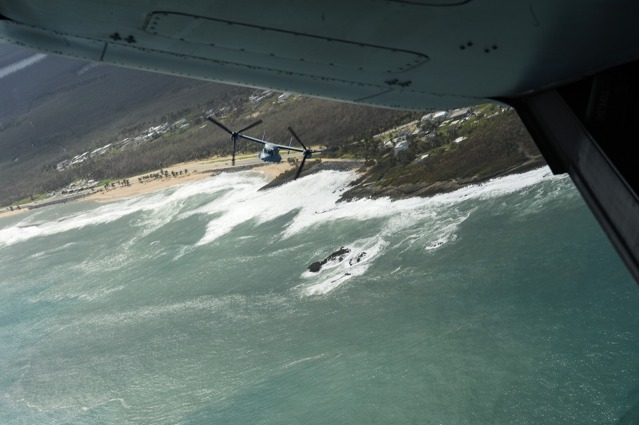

{"left": 97, "top": 179, "right": 115, "bottom": 188}
{"left": 12, "top": 193, "right": 46, "bottom": 206}
{"left": 339, "top": 107, "right": 545, "bottom": 200}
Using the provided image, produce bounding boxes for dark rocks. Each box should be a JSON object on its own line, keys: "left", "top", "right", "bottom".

{"left": 308, "top": 262, "right": 322, "bottom": 273}
{"left": 308, "top": 247, "right": 351, "bottom": 273}
{"left": 348, "top": 252, "right": 366, "bottom": 266}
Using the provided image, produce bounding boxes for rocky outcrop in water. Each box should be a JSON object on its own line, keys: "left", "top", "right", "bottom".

{"left": 349, "top": 252, "right": 366, "bottom": 266}
{"left": 308, "top": 247, "right": 351, "bottom": 273}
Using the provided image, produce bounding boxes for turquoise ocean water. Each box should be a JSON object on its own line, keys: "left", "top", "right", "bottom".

{"left": 0, "top": 168, "right": 638, "bottom": 424}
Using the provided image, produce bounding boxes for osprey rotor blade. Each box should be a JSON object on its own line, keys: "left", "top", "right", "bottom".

{"left": 238, "top": 119, "right": 263, "bottom": 134}
{"left": 232, "top": 137, "right": 236, "bottom": 166}
{"left": 295, "top": 152, "right": 310, "bottom": 179}
{"left": 207, "top": 117, "right": 264, "bottom": 166}
{"left": 287, "top": 127, "right": 308, "bottom": 151}
{"left": 207, "top": 116, "right": 233, "bottom": 135}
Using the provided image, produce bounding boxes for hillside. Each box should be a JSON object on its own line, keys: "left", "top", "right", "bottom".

{"left": 337, "top": 105, "right": 545, "bottom": 201}
{"left": 0, "top": 45, "right": 545, "bottom": 208}
{"left": 0, "top": 45, "right": 413, "bottom": 206}
{"left": 259, "top": 103, "right": 546, "bottom": 202}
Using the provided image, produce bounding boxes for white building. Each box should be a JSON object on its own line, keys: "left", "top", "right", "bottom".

{"left": 394, "top": 139, "right": 411, "bottom": 154}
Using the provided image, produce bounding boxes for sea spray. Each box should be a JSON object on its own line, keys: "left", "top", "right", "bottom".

{"left": 0, "top": 167, "right": 637, "bottom": 424}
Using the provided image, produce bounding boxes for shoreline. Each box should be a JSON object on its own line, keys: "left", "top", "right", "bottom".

{"left": 0, "top": 156, "right": 546, "bottom": 221}
{"left": 0, "top": 159, "right": 294, "bottom": 219}
{"left": 85, "top": 161, "right": 294, "bottom": 203}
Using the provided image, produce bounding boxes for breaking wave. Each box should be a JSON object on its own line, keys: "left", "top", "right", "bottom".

{"left": 0, "top": 166, "right": 564, "bottom": 297}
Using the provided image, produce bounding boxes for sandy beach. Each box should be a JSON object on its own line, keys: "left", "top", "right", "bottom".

{"left": 83, "top": 160, "right": 295, "bottom": 203}
{"left": 0, "top": 157, "right": 295, "bottom": 219}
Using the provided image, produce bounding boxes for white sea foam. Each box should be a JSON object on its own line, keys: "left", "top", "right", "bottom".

{"left": 1, "top": 166, "right": 560, "bottom": 300}
{"left": 285, "top": 167, "right": 557, "bottom": 242}
{"left": 0, "top": 167, "right": 556, "bottom": 250}
{"left": 27, "top": 242, "right": 77, "bottom": 260}
{"left": 3, "top": 166, "right": 560, "bottom": 299}
{"left": 0, "top": 202, "right": 133, "bottom": 247}
{"left": 192, "top": 167, "right": 501, "bottom": 247}
{"left": 300, "top": 237, "right": 385, "bottom": 296}
{"left": 283, "top": 353, "right": 326, "bottom": 369}
{"left": 192, "top": 170, "right": 358, "bottom": 245}
{"left": 0, "top": 175, "right": 240, "bottom": 247}
{"left": 287, "top": 166, "right": 558, "bottom": 295}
